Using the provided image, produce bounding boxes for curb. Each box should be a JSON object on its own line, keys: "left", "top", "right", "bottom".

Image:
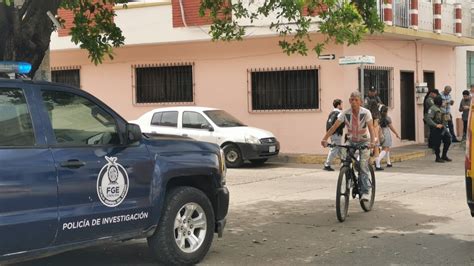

{"left": 269, "top": 150, "right": 431, "bottom": 165}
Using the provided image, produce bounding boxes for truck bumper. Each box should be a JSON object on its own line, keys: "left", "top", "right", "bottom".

{"left": 215, "top": 187, "right": 229, "bottom": 237}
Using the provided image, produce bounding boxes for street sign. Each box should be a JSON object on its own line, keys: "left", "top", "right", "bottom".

{"left": 318, "top": 54, "right": 336, "bottom": 60}
{"left": 339, "top": 55, "right": 375, "bottom": 65}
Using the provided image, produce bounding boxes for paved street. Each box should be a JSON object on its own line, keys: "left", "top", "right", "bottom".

{"left": 12, "top": 144, "right": 473, "bottom": 265}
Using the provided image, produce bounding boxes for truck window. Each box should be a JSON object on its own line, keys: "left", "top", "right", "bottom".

{"left": 41, "top": 90, "right": 120, "bottom": 146}
{"left": 0, "top": 88, "right": 35, "bottom": 146}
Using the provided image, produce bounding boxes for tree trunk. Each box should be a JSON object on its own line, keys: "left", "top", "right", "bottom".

{"left": 0, "top": 0, "right": 61, "bottom": 77}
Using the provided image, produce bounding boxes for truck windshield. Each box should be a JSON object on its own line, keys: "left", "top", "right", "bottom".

{"left": 204, "top": 110, "right": 246, "bottom": 127}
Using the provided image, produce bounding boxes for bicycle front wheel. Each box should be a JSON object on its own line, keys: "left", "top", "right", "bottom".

{"left": 360, "top": 165, "right": 376, "bottom": 212}
{"left": 336, "top": 166, "right": 351, "bottom": 222}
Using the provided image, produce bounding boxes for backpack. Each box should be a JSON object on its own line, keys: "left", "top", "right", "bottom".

{"left": 326, "top": 110, "right": 339, "bottom": 131}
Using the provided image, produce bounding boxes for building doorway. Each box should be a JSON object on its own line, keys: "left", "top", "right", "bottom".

{"left": 400, "top": 71, "right": 415, "bottom": 141}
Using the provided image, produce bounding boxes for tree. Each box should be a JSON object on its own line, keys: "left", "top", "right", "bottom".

{"left": 0, "top": 0, "right": 127, "bottom": 77}
{"left": 0, "top": 0, "right": 383, "bottom": 78}
{"left": 201, "top": 0, "right": 384, "bottom": 55}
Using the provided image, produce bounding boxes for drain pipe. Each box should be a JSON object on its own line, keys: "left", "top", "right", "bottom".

{"left": 414, "top": 39, "right": 420, "bottom": 84}
{"left": 179, "top": 0, "right": 188, "bottom": 27}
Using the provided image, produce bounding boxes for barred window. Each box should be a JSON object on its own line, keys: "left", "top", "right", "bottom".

{"left": 135, "top": 65, "right": 193, "bottom": 104}
{"left": 250, "top": 67, "right": 319, "bottom": 111}
{"left": 51, "top": 69, "right": 80, "bottom": 88}
{"left": 359, "top": 66, "right": 393, "bottom": 107}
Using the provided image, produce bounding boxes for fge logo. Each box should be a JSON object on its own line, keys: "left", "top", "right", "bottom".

{"left": 97, "top": 156, "right": 129, "bottom": 207}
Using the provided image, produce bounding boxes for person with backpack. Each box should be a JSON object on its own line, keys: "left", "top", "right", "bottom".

{"left": 375, "top": 105, "right": 400, "bottom": 170}
{"left": 364, "top": 87, "right": 382, "bottom": 160}
{"left": 323, "top": 99, "right": 344, "bottom": 171}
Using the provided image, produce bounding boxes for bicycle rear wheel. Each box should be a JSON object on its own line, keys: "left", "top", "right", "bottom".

{"left": 360, "top": 165, "right": 376, "bottom": 212}
{"left": 336, "top": 166, "right": 351, "bottom": 222}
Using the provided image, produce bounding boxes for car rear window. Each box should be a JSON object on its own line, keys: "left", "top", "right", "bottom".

{"left": 151, "top": 111, "right": 178, "bottom": 127}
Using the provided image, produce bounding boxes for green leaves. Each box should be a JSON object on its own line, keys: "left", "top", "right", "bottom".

{"left": 201, "top": 0, "right": 384, "bottom": 56}
{"left": 59, "top": 0, "right": 128, "bottom": 65}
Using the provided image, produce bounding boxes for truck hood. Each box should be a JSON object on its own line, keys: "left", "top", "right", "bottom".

{"left": 143, "top": 133, "right": 220, "bottom": 155}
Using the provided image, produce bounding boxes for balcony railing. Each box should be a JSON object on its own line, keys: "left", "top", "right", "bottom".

{"left": 378, "top": 0, "right": 473, "bottom": 38}
{"left": 418, "top": 1, "right": 434, "bottom": 32}
{"left": 393, "top": 0, "right": 410, "bottom": 28}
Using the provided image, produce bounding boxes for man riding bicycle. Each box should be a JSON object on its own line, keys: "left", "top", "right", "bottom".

{"left": 321, "top": 91, "right": 376, "bottom": 202}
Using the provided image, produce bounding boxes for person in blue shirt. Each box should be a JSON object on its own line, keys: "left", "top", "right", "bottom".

{"left": 440, "top": 86, "right": 459, "bottom": 143}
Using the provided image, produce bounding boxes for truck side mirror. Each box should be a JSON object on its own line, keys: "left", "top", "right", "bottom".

{"left": 127, "top": 123, "right": 142, "bottom": 143}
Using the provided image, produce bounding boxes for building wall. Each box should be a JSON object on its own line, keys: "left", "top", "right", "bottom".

{"left": 50, "top": 36, "right": 457, "bottom": 154}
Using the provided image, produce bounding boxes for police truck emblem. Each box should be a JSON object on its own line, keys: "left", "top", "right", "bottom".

{"left": 97, "top": 156, "right": 129, "bottom": 207}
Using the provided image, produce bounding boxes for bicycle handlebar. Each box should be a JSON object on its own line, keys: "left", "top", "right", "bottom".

{"left": 326, "top": 143, "right": 369, "bottom": 150}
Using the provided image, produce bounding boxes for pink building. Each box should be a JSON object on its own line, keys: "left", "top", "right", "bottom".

{"left": 50, "top": 0, "right": 474, "bottom": 154}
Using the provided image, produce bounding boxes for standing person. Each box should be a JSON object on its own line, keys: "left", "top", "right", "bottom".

{"left": 425, "top": 95, "right": 452, "bottom": 163}
{"left": 364, "top": 87, "right": 382, "bottom": 161}
{"left": 323, "top": 99, "right": 344, "bottom": 171}
{"left": 423, "top": 89, "right": 439, "bottom": 148}
{"left": 375, "top": 105, "right": 400, "bottom": 170}
{"left": 459, "top": 90, "right": 471, "bottom": 141}
{"left": 321, "top": 91, "right": 376, "bottom": 202}
{"left": 423, "top": 89, "right": 439, "bottom": 115}
{"left": 364, "top": 87, "right": 382, "bottom": 107}
{"left": 440, "top": 86, "right": 459, "bottom": 142}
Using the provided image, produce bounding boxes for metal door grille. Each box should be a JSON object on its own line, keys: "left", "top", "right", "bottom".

{"left": 359, "top": 66, "right": 393, "bottom": 107}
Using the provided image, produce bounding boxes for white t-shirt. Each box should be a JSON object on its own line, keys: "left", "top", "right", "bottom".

{"left": 337, "top": 107, "right": 373, "bottom": 143}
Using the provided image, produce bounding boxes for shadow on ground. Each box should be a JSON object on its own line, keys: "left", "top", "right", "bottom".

{"left": 10, "top": 199, "right": 473, "bottom": 265}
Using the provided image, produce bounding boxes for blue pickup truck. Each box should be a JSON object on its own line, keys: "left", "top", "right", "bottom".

{"left": 0, "top": 63, "right": 229, "bottom": 264}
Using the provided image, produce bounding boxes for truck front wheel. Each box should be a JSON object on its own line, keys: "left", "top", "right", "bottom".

{"left": 147, "top": 186, "right": 215, "bottom": 265}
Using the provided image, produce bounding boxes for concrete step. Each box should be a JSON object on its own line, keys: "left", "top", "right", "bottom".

{"left": 269, "top": 143, "right": 463, "bottom": 165}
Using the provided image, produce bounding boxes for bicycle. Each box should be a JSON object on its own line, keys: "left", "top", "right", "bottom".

{"left": 327, "top": 143, "right": 376, "bottom": 222}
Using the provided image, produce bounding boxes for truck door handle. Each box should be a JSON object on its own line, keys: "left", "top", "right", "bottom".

{"left": 60, "top": 159, "right": 86, "bottom": 169}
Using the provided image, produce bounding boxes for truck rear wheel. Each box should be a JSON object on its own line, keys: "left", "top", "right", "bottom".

{"left": 147, "top": 186, "right": 215, "bottom": 265}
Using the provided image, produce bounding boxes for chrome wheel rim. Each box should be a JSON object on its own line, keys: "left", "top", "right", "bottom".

{"left": 174, "top": 202, "right": 207, "bottom": 253}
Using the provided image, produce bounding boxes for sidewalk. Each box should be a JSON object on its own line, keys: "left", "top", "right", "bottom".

{"left": 269, "top": 143, "right": 465, "bottom": 165}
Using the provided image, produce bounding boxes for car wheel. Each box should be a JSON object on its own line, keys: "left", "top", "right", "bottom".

{"left": 223, "top": 144, "right": 243, "bottom": 168}
{"left": 249, "top": 159, "right": 268, "bottom": 165}
{"left": 147, "top": 186, "right": 215, "bottom": 265}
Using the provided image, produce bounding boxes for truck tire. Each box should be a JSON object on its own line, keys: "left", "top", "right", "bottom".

{"left": 147, "top": 186, "right": 215, "bottom": 265}
{"left": 223, "top": 144, "right": 243, "bottom": 168}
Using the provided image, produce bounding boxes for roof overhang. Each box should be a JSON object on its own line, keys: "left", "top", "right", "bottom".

{"left": 376, "top": 26, "right": 474, "bottom": 46}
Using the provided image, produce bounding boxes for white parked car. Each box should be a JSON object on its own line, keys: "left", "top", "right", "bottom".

{"left": 131, "top": 107, "right": 280, "bottom": 167}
